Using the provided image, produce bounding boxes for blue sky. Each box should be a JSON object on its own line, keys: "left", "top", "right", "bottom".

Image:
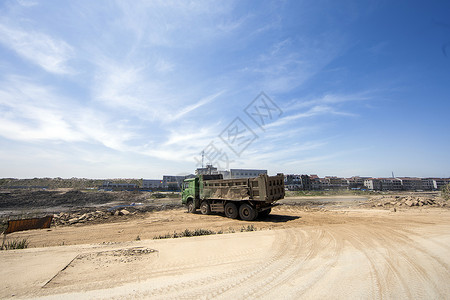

{"left": 0, "top": 0, "right": 449, "bottom": 179}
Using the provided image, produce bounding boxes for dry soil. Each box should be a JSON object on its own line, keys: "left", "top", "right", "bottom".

{"left": 1, "top": 200, "right": 449, "bottom": 299}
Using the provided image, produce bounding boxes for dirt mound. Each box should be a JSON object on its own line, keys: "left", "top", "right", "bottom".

{"left": 0, "top": 190, "right": 155, "bottom": 209}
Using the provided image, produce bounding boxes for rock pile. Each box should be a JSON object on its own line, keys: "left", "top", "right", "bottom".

{"left": 51, "top": 203, "right": 183, "bottom": 227}
{"left": 53, "top": 211, "right": 109, "bottom": 225}
{"left": 368, "top": 195, "right": 446, "bottom": 209}
{"left": 53, "top": 209, "right": 135, "bottom": 226}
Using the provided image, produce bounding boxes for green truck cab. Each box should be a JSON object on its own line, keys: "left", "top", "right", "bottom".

{"left": 181, "top": 177, "right": 198, "bottom": 212}
{"left": 181, "top": 173, "right": 285, "bottom": 221}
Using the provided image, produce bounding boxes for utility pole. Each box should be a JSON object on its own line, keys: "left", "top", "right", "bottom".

{"left": 201, "top": 150, "right": 204, "bottom": 168}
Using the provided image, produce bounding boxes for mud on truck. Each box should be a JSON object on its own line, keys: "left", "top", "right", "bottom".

{"left": 181, "top": 173, "right": 285, "bottom": 221}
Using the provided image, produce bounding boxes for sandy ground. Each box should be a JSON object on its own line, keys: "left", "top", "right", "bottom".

{"left": 1, "top": 204, "right": 450, "bottom": 299}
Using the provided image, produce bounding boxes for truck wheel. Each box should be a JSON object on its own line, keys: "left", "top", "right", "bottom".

{"left": 239, "top": 203, "right": 257, "bottom": 221}
{"left": 224, "top": 202, "right": 238, "bottom": 219}
{"left": 187, "top": 201, "right": 196, "bottom": 213}
{"left": 200, "top": 201, "right": 211, "bottom": 215}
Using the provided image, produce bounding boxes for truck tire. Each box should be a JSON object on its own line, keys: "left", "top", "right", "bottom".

{"left": 200, "top": 201, "right": 211, "bottom": 215}
{"left": 187, "top": 201, "right": 196, "bottom": 213}
{"left": 224, "top": 202, "right": 239, "bottom": 219}
{"left": 239, "top": 203, "right": 257, "bottom": 221}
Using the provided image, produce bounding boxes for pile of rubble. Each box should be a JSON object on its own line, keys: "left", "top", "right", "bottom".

{"left": 53, "top": 209, "right": 134, "bottom": 226}
{"left": 52, "top": 203, "right": 183, "bottom": 226}
{"left": 368, "top": 195, "right": 447, "bottom": 209}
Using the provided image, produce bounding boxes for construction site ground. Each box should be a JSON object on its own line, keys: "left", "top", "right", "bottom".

{"left": 0, "top": 190, "right": 449, "bottom": 299}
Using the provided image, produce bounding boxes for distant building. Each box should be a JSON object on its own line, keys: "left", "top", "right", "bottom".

{"left": 309, "top": 175, "right": 331, "bottom": 190}
{"left": 325, "top": 176, "right": 349, "bottom": 190}
{"left": 421, "top": 178, "right": 435, "bottom": 191}
{"left": 398, "top": 177, "right": 423, "bottom": 191}
{"left": 217, "top": 170, "right": 230, "bottom": 178}
{"left": 142, "top": 179, "right": 164, "bottom": 190}
{"left": 347, "top": 176, "right": 369, "bottom": 189}
{"left": 284, "top": 174, "right": 303, "bottom": 191}
{"left": 142, "top": 174, "right": 195, "bottom": 191}
{"left": 310, "top": 175, "right": 322, "bottom": 190}
{"left": 364, "top": 178, "right": 381, "bottom": 190}
{"left": 229, "top": 169, "right": 267, "bottom": 179}
{"left": 363, "top": 177, "right": 441, "bottom": 191}
{"left": 144, "top": 172, "right": 450, "bottom": 192}
{"left": 379, "top": 178, "right": 402, "bottom": 191}
{"left": 301, "top": 175, "right": 312, "bottom": 190}
{"left": 433, "top": 178, "right": 450, "bottom": 190}
{"left": 162, "top": 175, "right": 186, "bottom": 190}
{"left": 196, "top": 165, "right": 267, "bottom": 179}
{"left": 283, "top": 174, "right": 312, "bottom": 191}
{"left": 195, "top": 164, "right": 218, "bottom": 175}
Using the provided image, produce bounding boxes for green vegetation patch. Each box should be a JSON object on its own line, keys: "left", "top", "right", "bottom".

{"left": 153, "top": 226, "right": 258, "bottom": 240}
{"left": 442, "top": 184, "right": 450, "bottom": 201}
{"left": 151, "top": 193, "right": 167, "bottom": 199}
{"left": 1, "top": 238, "right": 29, "bottom": 250}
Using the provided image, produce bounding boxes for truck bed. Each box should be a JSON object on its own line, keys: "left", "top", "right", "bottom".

{"left": 201, "top": 174, "right": 284, "bottom": 202}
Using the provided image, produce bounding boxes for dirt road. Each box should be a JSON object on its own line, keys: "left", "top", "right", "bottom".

{"left": 1, "top": 205, "right": 449, "bottom": 299}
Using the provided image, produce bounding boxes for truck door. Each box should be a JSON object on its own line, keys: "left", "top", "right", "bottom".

{"left": 181, "top": 181, "right": 191, "bottom": 204}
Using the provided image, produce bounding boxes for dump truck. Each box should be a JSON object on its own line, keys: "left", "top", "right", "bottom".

{"left": 181, "top": 173, "right": 285, "bottom": 220}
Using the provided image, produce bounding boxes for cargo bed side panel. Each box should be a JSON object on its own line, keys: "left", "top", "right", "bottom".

{"left": 202, "top": 179, "right": 250, "bottom": 200}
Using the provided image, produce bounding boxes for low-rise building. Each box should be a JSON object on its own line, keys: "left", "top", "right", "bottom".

{"left": 218, "top": 170, "right": 230, "bottom": 179}
{"left": 310, "top": 175, "right": 321, "bottom": 190}
{"left": 284, "top": 174, "right": 303, "bottom": 191}
{"left": 162, "top": 175, "right": 186, "bottom": 190}
{"left": 325, "top": 176, "right": 349, "bottom": 190}
{"left": 309, "top": 175, "right": 331, "bottom": 190}
{"left": 229, "top": 169, "right": 267, "bottom": 179}
{"left": 398, "top": 177, "right": 423, "bottom": 191}
{"left": 421, "top": 178, "right": 436, "bottom": 191}
{"left": 142, "top": 179, "right": 164, "bottom": 190}
{"left": 434, "top": 178, "right": 450, "bottom": 190}
{"left": 364, "top": 178, "right": 381, "bottom": 190}
{"left": 195, "top": 165, "right": 267, "bottom": 179}
{"left": 195, "top": 164, "right": 218, "bottom": 175}
{"left": 348, "top": 176, "right": 370, "bottom": 189}
{"left": 301, "top": 175, "right": 312, "bottom": 190}
{"left": 379, "top": 178, "right": 403, "bottom": 191}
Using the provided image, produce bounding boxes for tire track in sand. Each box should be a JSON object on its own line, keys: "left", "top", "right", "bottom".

{"left": 113, "top": 229, "right": 293, "bottom": 299}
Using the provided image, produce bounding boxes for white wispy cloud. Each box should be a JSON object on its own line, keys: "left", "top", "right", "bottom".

{"left": 16, "top": 0, "right": 38, "bottom": 7}
{"left": 265, "top": 105, "right": 355, "bottom": 130}
{"left": 115, "top": 0, "right": 236, "bottom": 47}
{"left": 168, "top": 91, "right": 224, "bottom": 122}
{"left": 217, "top": 14, "right": 250, "bottom": 33}
{"left": 240, "top": 31, "right": 347, "bottom": 94}
{"left": 0, "top": 78, "right": 82, "bottom": 142}
{"left": 154, "top": 58, "right": 175, "bottom": 74}
{"left": 163, "top": 128, "right": 217, "bottom": 147}
{"left": 133, "top": 120, "right": 225, "bottom": 163}
{"left": 286, "top": 91, "right": 374, "bottom": 111}
{"left": 93, "top": 62, "right": 150, "bottom": 111}
{"left": 0, "top": 77, "right": 136, "bottom": 153}
{"left": 0, "top": 23, "right": 74, "bottom": 74}
{"left": 91, "top": 55, "right": 225, "bottom": 124}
